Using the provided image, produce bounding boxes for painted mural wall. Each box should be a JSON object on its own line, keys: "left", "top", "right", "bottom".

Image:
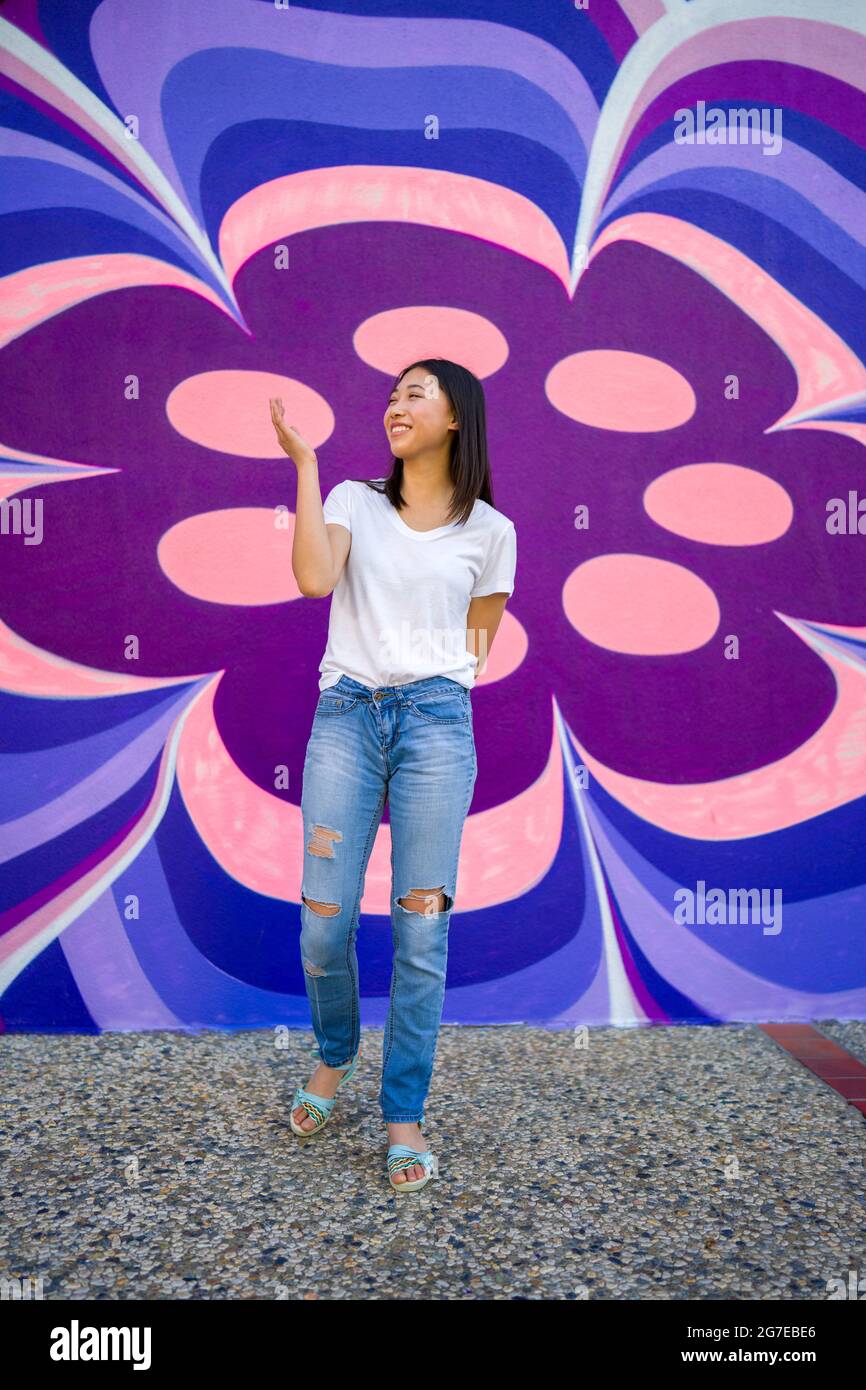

{"left": 1, "top": 0, "right": 865, "bottom": 1033}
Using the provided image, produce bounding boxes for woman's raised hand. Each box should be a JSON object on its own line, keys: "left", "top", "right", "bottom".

{"left": 269, "top": 397, "right": 318, "bottom": 469}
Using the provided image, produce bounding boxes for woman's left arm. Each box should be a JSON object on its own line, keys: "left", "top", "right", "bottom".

{"left": 466, "top": 593, "right": 509, "bottom": 678}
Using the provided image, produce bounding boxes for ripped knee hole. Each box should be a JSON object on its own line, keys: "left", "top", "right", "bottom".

{"left": 307, "top": 824, "right": 342, "bottom": 859}
{"left": 397, "top": 886, "right": 452, "bottom": 916}
{"left": 302, "top": 895, "right": 340, "bottom": 917}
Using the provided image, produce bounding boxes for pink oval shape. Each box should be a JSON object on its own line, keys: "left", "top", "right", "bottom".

{"left": 644, "top": 462, "right": 793, "bottom": 545}
{"left": 166, "top": 371, "right": 334, "bottom": 457}
{"left": 563, "top": 554, "right": 719, "bottom": 654}
{"left": 546, "top": 350, "right": 696, "bottom": 432}
{"left": 354, "top": 306, "right": 508, "bottom": 378}
{"left": 159, "top": 508, "right": 301, "bottom": 605}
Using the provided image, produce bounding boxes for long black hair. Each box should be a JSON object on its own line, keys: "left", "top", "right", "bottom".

{"left": 363, "top": 358, "right": 494, "bottom": 527}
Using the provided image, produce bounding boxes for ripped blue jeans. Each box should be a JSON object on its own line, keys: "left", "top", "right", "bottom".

{"left": 299, "top": 674, "right": 477, "bottom": 1123}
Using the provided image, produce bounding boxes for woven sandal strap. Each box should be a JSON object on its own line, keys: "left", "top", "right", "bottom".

{"left": 388, "top": 1158, "right": 432, "bottom": 1176}
{"left": 387, "top": 1144, "right": 433, "bottom": 1166}
{"left": 293, "top": 1086, "right": 336, "bottom": 1117}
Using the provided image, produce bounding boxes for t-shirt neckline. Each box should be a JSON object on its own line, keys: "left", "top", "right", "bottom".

{"left": 385, "top": 507, "right": 462, "bottom": 542}
{"left": 372, "top": 480, "right": 467, "bottom": 542}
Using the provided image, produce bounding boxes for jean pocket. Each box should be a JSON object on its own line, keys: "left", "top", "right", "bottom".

{"left": 315, "top": 690, "right": 359, "bottom": 716}
{"left": 406, "top": 688, "right": 470, "bottom": 724}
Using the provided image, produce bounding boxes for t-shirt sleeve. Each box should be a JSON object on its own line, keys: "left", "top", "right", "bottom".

{"left": 322, "top": 479, "right": 353, "bottom": 532}
{"left": 471, "top": 521, "right": 516, "bottom": 598}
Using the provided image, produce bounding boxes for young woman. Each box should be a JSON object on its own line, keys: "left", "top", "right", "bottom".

{"left": 268, "top": 358, "right": 516, "bottom": 1193}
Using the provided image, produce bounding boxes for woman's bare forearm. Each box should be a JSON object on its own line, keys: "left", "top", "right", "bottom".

{"left": 267, "top": 398, "right": 334, "bottom": 597}
{"left": 292, "top": 459, "right": 334, "bottom": 596}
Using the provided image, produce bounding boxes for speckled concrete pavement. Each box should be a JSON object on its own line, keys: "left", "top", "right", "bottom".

{"left": 2, "top": 1021, "right": 864, "bottom": 1300}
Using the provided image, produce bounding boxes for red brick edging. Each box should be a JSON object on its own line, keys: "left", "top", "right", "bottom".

{"left": 760, "top": 1023, "right": 866, "bottom": 1118}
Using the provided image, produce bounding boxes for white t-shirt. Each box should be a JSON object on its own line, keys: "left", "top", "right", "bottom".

{"left": 317, "top": 477, "right": 516, "bottom": 691}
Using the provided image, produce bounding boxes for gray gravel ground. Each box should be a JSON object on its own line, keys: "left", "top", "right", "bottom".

{"left": 1, "top": 1021, "right": 864, "bottom": 1300}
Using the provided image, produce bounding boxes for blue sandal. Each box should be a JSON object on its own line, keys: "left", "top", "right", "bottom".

{"left": 289, "top": 1043, "right": 362, "bottom": 1136}
{"left": 387, "top": 1122, "right": 440, "bottom": 1193}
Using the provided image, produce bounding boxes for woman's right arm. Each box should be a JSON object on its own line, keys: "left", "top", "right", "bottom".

{"left": 269, "top": 398, "right": 350, "bottom": 597}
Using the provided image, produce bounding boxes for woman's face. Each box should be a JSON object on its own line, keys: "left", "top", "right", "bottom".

{"left": 384, "top": 368, "right": 457, "bottom": 458}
